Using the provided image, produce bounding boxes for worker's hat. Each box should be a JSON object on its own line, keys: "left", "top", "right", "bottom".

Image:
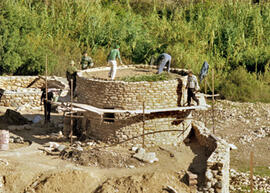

{"left": 70, "top": 60, "right": 75, "bottom": 65}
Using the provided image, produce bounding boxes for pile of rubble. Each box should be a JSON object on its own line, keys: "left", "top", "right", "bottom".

{"left": 132, "top": 147, "right": 159, "bottom": 164}
{"left": 239, "top": 126, "right": 270, "bottom": 144}
{"left": 194, "top": 100, "right": 270, "bottom": 126}
{"left": 9, "top": 136, "right": 24, "bottom": 144}
{"left": 230, "top": 169, "right": 270, "bottom": 192}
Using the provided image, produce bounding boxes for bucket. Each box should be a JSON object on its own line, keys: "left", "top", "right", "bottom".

{"left": 0, "top": 130, "right": 9, "bottom": 151}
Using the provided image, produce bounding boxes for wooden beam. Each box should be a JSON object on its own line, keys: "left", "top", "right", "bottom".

{"left": 63, "top": 102, "right": 210, "bottom": 115}
{"left": 202, "top": 94, "right": 220, "bottom": 98}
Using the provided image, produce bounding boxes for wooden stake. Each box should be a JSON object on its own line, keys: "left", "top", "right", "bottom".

{"left": 45, "top": 55, "right": 48, "bottom": 124}
{"left": 250, "top": 151, "right": 254, "bottom": 193}
{"left": 142, "top": 101, "right": 145, "bottom": 148}
{"left": 69, "top": 79, "right": 74, "bottom": 145}
{"left": 204, "top": 77, "right": 207, "bottom": 126}
{"left": 212, "top": 69, "right": 215, "bottom": 134}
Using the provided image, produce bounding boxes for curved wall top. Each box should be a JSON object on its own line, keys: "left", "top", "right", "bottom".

{"left": 76, "top": 65, "right": 188, "bottom": 110}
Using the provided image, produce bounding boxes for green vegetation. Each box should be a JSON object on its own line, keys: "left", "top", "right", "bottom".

{"left": 0, "top": 0, "right": 270, "bottom": 102}
{"left": 239, "top": 166, "right": 270, "bottom": 177}
{"left": 120, "top": 72, "right": 173, "bottom": 82}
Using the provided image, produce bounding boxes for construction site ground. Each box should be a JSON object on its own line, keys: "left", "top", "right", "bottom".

{"left": 0, "top": 107, "right": 199, "bottom": 193}
{"left": 0, "top": 99, "right": 270, "bottom": 193}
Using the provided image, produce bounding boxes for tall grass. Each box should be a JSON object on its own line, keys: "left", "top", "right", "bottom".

{"left": 0, "top": 0, "right": 269, "bottom": 102}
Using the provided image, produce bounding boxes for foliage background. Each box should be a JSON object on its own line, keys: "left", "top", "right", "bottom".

{"left": 0, "top": 0, "right": 269, "bottom": 102}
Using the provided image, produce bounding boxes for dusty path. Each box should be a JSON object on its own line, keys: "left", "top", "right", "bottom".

{"left": 0, "top": 141, "right": 194, "bottom": 193}
{"left": 0, "top": 143, "right": 103, "bottom": 193}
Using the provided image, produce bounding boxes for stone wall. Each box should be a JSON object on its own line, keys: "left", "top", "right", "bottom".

{"left": 0, "top": 88, "right": 42, "bottom": 108}
{"left": 74, "top": 65, "right": 207, "bottom": 146}
{"left": 192, "top": 122, "right": 230, "bottom": 193}
{"left": 76, "top": 65, "right": 190, "bottom": 109}
{"left": 0, "top": 76, "right": 68, "bottom": 109}
{"left": 0, "top": 76, "right": 43, "bottom": 108}
{"left": 0, "top": 76, "right": 44, "bottom": 90}
{"left": 75, "top": 110, "right": 193, "bottom": 147}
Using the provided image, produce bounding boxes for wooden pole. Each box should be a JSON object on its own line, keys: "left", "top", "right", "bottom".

{"left": 142, "top": 101, "right": 145, "bottom": 148}
{"left": 212, "top": 69, "right": 215, "bottom": 134}
{"left": 45, "top": 55, "right": 48, "bottom": 124}
{"left": 69, "top": 79, "right": 74, "bottom": 145}
{"left": 204, "top": 77, "right": 207, "bottom": 126}
{"left": 250, "top": 151, "right": 254, "bottom": 193}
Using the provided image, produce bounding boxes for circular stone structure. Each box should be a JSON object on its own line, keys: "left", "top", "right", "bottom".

{"left": 75, "top": 65, "right": 194, "bottom": 146}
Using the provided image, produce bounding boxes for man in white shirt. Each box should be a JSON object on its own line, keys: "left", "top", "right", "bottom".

{"left": 186, "top": 70, "right": 200, "bottom": 106}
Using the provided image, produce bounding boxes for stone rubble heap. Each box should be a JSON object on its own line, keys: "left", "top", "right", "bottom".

{"left": 9, "top": 136, "right": 24, "bottom": 144}
{"left": 194, "top": 100, "right": 270, "bottom": 127}
{"left": 132, "top": 147, "right": 159, "bottom": 164}
{"left": 239, "top": 126, "right": 270, "bottom": 144}
{"left": 230, "top": 169, "right": 270, "bottom": 192}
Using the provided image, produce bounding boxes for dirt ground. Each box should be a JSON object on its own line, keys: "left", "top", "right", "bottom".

{"left": 83, "top": 67, "right": 181, "bottom": 80}
{"left": 0, "top": 106, "right": 207, "bottom": 193}
{"left": 1, "top": 99, "right": 269, "bottom": 193}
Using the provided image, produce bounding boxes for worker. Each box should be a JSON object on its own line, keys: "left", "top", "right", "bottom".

{"left": 107, "top": 45, "right": 122, "bottom": 80}
{"left": 156, "top": 53, "right": 171, "bottom": 74}
{"left": 80, "top": 52, "right": 94, "bottom": 70}
{"left": 186, "top": 70, "right": 200, "bottom": 106}
{"left": 199, "top": 61, "right": 209, "bottom": 82}
{"left": 40, "top": 86, "right": 54, "bottom": 123}
{"left": 66, "top": 60, "right": 77, "bottom": 94}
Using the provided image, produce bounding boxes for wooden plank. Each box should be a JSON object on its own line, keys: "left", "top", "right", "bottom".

{"left": 203, "top": 94, "right": 220, "bottom": 98}
{"left": 54, "top": 101, "right": 210, "bottom": 115}
{"left": 72, "top": 103, "right": 103, "bottom": 115}
{"left": 68, "top": 102, "right": 210, "bottom": 114}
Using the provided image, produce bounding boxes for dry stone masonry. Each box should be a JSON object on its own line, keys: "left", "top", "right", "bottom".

{"left": 75, "top": 65, "right": 199, "bottom": 146}
{"left": 192, "top": 122, "right": 230, "bottom": 193}
{"left": 0, "top": 76, "right": 68, "bottom": 109}
{"left": 0, "top": 76, "right": 44, "bottom": 109}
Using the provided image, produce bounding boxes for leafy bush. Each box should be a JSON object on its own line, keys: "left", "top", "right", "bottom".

{"left": 0, "top": 0, "right": 269, "bottom": 102}
{"left": 219, "top": 67, "right": 270, "bottom": 102}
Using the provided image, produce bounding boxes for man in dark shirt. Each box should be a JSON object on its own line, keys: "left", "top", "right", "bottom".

{"left": 80, "top": 52, "right": 93, "bottom": 70}
{"left": 156, "top": 53, "right": 171, "bottom": 74}
{"left": 41, "top": 87, "right": 54, "bottom": 123}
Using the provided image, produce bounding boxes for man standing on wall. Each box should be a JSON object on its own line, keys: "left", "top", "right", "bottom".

{"left": 66, "top": 60, "right": 77, "bottom": 94}
{"left": 107, "top": 45, "right": 122, "bottom": 80}
{"left": 186, "top": 70, "right": 200, "bottom": 106}
{"left": 40, "top": 86, "right": 54, "bottom": 123}
{"left": 80, "top": 52, "right": 94, "bottom": 70}
{"left": 156, "top": 53, "right": 171, "bottom": 74}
